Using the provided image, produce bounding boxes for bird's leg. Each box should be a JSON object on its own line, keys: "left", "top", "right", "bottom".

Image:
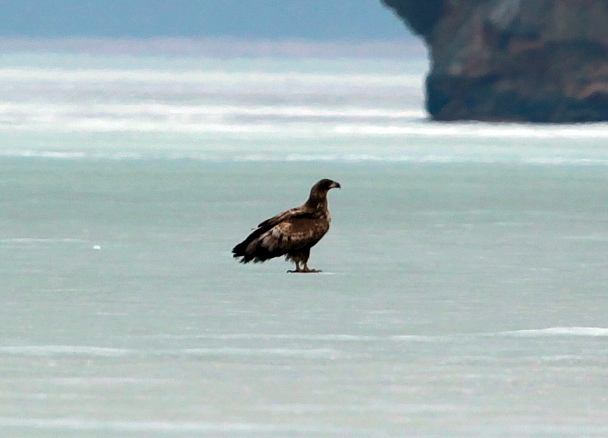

{"left": 302, "top": 262, "right": 321, "bottom": 273}
{"left": 287, "top": 261, "right": 303, "bottom": 273}
{"left": 288, "top": 261, "right": 322, "bottom": 273}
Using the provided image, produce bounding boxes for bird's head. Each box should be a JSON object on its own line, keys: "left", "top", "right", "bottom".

{"left": 314, "top": 178, "right": 341, "bottom": 192}
{"left": 307, "top": 179, "right": 341, "bottom": 204}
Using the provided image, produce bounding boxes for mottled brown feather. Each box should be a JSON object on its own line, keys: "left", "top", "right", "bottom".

{"left": 232, "top": 179, "right": 339, "bottom": 269}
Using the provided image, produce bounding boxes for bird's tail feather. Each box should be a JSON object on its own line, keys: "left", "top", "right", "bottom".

{"left": 232, "top": 235, "right": 276, "bottom": 264}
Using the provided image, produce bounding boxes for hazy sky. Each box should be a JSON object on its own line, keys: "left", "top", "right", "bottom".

{"left": 0, "top": 0, "right": 412, "bottom": 41}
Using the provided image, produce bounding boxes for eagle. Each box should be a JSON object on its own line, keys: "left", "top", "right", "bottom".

{"left": 232, "top": 178, "right": 341, "bottom": 273}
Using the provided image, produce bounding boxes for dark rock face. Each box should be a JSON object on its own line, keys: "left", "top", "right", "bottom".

{"left": 382, "top": 0, "right": 608, "bottom": 122}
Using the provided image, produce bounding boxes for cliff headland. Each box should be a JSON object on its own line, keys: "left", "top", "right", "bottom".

{"left": 382, "top": 0, "right": 608, "bottom": 122}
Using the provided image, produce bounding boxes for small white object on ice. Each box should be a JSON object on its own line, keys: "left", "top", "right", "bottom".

{"left": 93, "top": 245, "right": 101, "bottom": 250}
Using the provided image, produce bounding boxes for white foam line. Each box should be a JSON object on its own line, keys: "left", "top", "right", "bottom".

{"left": 1, "top": 149, "right": 606, "bottom": 165}
{"left": 498, "top": 327, "right": 608, "bottom": 337}
{"left": 151, "top": 333, "right": 409, "bottom": 342}
{"left": 3, "top": 121, "right": 608, "bottom": 140}
{"left": 211, "top": 334, "right": 377, "bottom": 341}
{"left": 0, "top": 346, "right": 132, "bottom": 357}
{"left": 335, "top": 123, "right": 608, "bottom": 139}
{"left": 0, "top": 102, "right": 423, "bottom": 119}
{"left": 147, "top": 333, "right": 451, "bottom": 343}
{"left": 178, "top": 348, "right": 338, "bottom": 358}
{"left": 0, "top": 418, "right": 351, "bottom": 433}
{"left": 261, "top": 402, "right": 468, "bottom": 415}
{"left": 0, "top": 67, "right": 419, "bottom": 87}
{"left": 232, "top": 154, "right": 608, "bottom": 165}
{"left": 141, "top": 329, "right": 608, "bottom": 343}
{"left": 0, "top": 345, "right": 340, "bottom": 358}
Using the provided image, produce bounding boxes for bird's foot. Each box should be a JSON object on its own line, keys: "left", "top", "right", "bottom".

{"left": 287, "top": 268, "right": 322, "bottom": 273}
{"left": 303, "top": 264, "right": 321, "bottom": 273}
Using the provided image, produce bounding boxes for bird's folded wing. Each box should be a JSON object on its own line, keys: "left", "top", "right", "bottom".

{"left": 255, "top": 206, "right": 313, "bottom": 230}
{"left": 256, "top": 217, "right": 326, "bottom": 255}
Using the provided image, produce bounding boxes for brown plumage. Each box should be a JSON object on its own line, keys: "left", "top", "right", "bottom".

{"left": 232, "top": 178, "right": 341, "bottom": 273}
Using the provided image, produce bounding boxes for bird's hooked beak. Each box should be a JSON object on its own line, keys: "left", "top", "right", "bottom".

{"left": 330, "top": 181, "right": 341, "bottom": 189}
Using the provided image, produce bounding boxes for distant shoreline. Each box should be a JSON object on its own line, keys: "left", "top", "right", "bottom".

{"left": 0, "top": 36, "right": 425, "bottom": 59}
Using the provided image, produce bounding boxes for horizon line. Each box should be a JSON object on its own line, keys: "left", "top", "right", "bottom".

{"left": 0, "top": 36, "right": 426, "bottom": 59}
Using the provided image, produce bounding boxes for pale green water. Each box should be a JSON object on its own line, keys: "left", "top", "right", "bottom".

{"left": 1, "top": 51, "right": 608, "bottom": 436}
{"left": 0, "top": 158, "right": 607, "bottom": 437}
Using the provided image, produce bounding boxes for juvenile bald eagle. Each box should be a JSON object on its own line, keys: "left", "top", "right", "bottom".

{"left": 232, "top": 178, "right": 340, "bottom": 273}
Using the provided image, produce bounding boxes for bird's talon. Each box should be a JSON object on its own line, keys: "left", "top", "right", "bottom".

{"left": 232, "top": 179, "right": 340, "bottom": 274}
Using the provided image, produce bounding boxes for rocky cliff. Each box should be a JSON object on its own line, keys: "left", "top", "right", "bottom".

{"left": 382, "top": 0, "right": 608, "bottom": 122}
